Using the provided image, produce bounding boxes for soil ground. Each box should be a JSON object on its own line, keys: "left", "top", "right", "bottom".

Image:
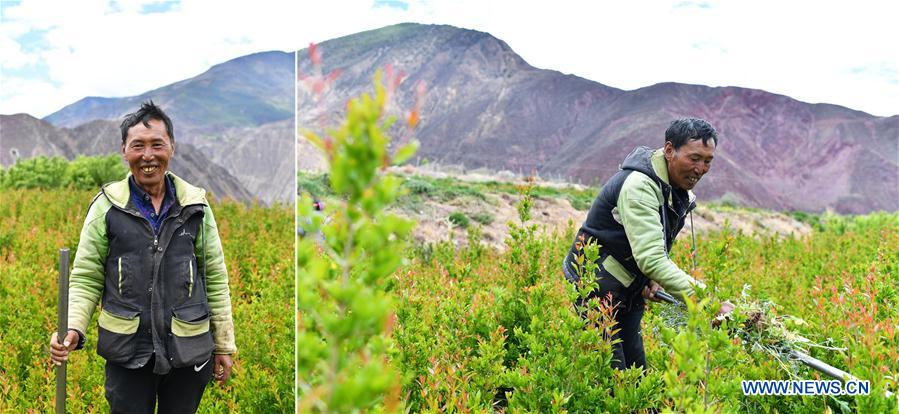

{"left": 387, "top": 166, "right": 812, "bottom": 250}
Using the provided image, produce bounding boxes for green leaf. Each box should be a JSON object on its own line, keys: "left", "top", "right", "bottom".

{"left": 392, "top": 141, "right": 419, "bottom": 165}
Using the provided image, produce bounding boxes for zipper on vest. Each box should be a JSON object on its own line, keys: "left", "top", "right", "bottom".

{"left": 107, "top": 199, "right": 205, "bottom": 364}
{"left": 188, "top": 258, "right": 194, "bottom": 298}
{"left": 117, "top": 257, "right": 123, "bottom": 294}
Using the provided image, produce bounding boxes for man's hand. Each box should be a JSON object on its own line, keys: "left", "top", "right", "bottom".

{"left": 213, "top": 354, "right": 233, "bottom": 385}
{"left": 642, "top": 280, "right": 663, "bottom": 302}
{"left": 712, "top": 300, "right": 735, "bottom": 327}
{"left": 49, "top": 330, "right": 79, "bottom": 366}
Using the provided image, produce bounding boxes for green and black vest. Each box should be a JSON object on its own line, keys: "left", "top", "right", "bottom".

{"left": 563, "top": 147, "right": 695, "bottom": 292}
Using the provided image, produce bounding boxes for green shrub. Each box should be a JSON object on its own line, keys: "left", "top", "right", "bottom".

{"left": 297, "top": 172, "right": 331, "bottom": 197}
{"left": 470, "top": 211, "right": 494, "bottom": 225}
{"left": 298, "top": 69, "right": 419, "bottom": 412}
{"left": 565, "top": 192, "right": 594, "bottom": 211}
{"left": 395, "top": 198, "right": 898, "bottom": 412}
{"left": 66, "top": 154, "right": 128, "bottom": 189}
{"left": 402, "top": 177, "right": 435, "bottom": 195}
{"left": 428, "top": 177, "right": 486, "bottom": 201}
{"left": 448, "top": 211, "right": 469, "bottom": 228}
{"left": 1, "top": 156, "right": 68, "bottom": 189}
{"left": 0, "top": 154, "right": 127, "bottom": 190}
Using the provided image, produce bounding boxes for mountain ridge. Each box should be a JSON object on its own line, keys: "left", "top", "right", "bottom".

{"left": 5, "top": 50, "right": 295, "bottom": 204}
{"left": 43, "top": 50, "right": 295, "bottom": 132}
{"left": 297, "top": 23, "right": 898, "bottom": 214}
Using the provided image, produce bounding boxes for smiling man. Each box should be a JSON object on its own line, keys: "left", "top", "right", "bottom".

{"left": 562, "top": 117, "right": 731, "bottom": 371}
{"left": 49, "top": 101, "right": 236, "bottom": 413}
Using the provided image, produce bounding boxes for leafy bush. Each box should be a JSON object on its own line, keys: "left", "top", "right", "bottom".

{"left": 564, "top": 192, "right": 594, "bottom": 211}
{"left": 402, "top": 177, "right": 435, "bottom": 195}
{"left": 297, "top": 172, "right": 331, "bottom": 198}
{"left": 298, "top": 70, "right": 419, "bottom": 412}
{"left": 1, "top": 156, "right": 68, "bottom": 189}
{"left": 448, "top": 211, "right": 469, "bottom": 228}
{"left": 66, "top": 154, "right": 129, "bottom": 189}
{"left": 470, "top": 211, "right": 494, "bottom": 225}
{"left": 402, "top": 176, "right": 487, "bottom": 202}
{"left": 0, "top": 154, "right": 127, "bottom": 190}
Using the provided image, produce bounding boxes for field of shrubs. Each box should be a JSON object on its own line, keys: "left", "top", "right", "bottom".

{"left": 298, "top": 73, "right": 898, "bottom": 413}
{"left": 0, "top": 159, "right": 294, "bottom": 412}
{"left": 303, "top": 173, "right": 897, "bottom": 412}
{"left": 391, "top": 202, "right": 897, "bottom": 413}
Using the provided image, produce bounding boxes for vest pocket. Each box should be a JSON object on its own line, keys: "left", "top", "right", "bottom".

{"left": 600, "top": 255, "right": 636, "bottom": 288}
{"left": 169, "top": 302, "right": 214, "bottom": 367}
{"left": 97, "top": 305, "right": 140, "bottom": 364}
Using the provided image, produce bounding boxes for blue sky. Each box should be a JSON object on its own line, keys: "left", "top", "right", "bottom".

{"left": 1, "top": 0, "right": 897, "bottom": 117}
{"left": 0, "top": 0, "right": 300, "bottom": 117}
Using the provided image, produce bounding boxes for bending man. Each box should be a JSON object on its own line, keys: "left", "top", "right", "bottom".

{"left": 563, "top": 117, "right": 731, "bottom": 370}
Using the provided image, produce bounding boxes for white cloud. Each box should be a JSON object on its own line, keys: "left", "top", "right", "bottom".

{"left": 0, "top": 76, "right": 62, "bottom": 116}
{"left": 1, "top": 0, "right": 897, "bottom": 117}
{"left": 0, "top": 30, "right": 39, "bottom": 69}
{"left": 1, "top": 0, "right": 311, "bottom": 116}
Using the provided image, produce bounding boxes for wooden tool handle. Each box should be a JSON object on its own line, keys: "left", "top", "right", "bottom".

{"left": 56, "top": 248, "right": 69, "bottom": 414}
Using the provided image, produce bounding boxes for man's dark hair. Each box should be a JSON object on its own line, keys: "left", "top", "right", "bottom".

{"left": 665, "top": 117, "right": 718, "bottom": 149}
{"left": 120, "top": 100, "right": 175, "bottom": 145}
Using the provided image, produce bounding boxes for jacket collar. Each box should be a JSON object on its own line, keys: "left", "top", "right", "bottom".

{"left": 103, "top": 171, "right": 208, "bottom": 209}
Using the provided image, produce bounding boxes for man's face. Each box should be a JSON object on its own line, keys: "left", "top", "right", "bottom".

{"left": 664, "top": 138, "right": 715, "bottom": 190}
{"left": 122, "top": 118, "right": 174, "bottom": 192}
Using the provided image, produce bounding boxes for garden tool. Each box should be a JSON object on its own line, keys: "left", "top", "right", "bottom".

{"left": 56, "top": 248, "right": 69, "bottom": 414}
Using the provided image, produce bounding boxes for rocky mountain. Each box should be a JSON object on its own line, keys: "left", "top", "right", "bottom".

{"left": 44, "top": 51, "right": 294, "bottom": 134}
{"left": 1, "top": 114, "right": 252, "bottom": 202}
{"left": 189, "top": 118, "right": 295, "bottom": 205}
{"left": 298, "top": 23, "right": 898, "bottom": 214}
{"left": 6, "top": 50, "right": 295, "bottom": 204}
{"left": 1, "top": 113, "right": 76, "bottom": 163}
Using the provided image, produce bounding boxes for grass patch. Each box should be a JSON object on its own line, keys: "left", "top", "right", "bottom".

{"left": 470, "top": 211, "right": 494, "bottom": 225}
{"left": 403, "top": 178, "right": 436, "bottom": 195}
{"left": 448, "top": 211, "right": 470, "bottom": 228}
{"left": 301, "top": 172, "right": 597, "bottom": 212}
{"left": 297, "top": 172, "right": 332, "bottom": 198}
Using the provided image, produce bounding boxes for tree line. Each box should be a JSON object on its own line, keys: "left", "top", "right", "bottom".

{"left": 0, "top": 154, "right": 127, "bottom": 190}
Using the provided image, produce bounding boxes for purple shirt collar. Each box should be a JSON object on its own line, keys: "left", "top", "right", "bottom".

{"left": 129, "top": 174, "right": 177, "bottom": 235}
